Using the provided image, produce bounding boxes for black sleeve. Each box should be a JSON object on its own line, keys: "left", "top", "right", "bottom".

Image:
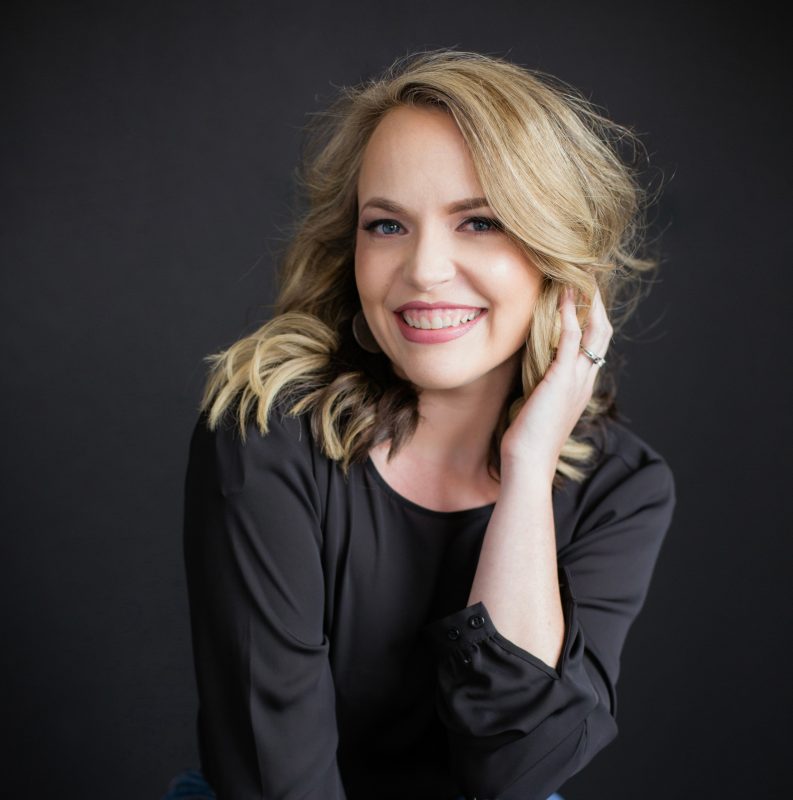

{"left": 183, "top": 411, "right": 347, "bottom": 800}
{"left": 422, "top": 454, "right": 676, "bottom": 800}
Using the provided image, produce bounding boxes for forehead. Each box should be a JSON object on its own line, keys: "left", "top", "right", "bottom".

{"left": 357, "top": 105, "right": 483, "bottom": 198}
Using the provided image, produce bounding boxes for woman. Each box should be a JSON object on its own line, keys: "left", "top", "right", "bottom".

{"left": 168, "top": 50, "right": 675, "bottom": 800}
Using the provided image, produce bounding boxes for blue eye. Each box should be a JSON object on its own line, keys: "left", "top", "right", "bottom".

{"left": 361, "top": 216, "right": 502, "bottom": 235}
{"left": 363, "top": 219, "right": 403, "bottom": 235}
{"left": 465, "top": 217, "right": 502, "bottom": 233}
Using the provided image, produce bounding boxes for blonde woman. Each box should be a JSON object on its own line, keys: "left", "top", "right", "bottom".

{"left": 165, "top": 50, "right": 676, "bottom": 800}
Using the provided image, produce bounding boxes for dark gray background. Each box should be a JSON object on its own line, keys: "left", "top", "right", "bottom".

{"left": 2, "top": 1, "right": 789, "bottom": 797}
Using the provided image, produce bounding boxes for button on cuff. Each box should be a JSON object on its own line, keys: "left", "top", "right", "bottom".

{"left": 421, "top": 601, "right": 497, "bottom": 656}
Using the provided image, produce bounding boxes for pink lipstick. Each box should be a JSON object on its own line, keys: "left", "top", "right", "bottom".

{"left": 394, "top": 308, "right": 487, "bottom": 344}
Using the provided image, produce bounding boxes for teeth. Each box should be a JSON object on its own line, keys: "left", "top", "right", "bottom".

{"left": 401, "top": 309, "right": 482, "bottom": 330}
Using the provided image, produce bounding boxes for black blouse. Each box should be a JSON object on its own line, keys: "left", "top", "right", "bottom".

{"left": 183, "top": 405, "right": 675, "bottom": 800}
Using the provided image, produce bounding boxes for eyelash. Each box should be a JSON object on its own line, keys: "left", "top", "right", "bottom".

{"left": 361, "top": 216, "right": 503, "bottom": 236}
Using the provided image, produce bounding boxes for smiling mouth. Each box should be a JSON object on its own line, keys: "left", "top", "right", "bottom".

{"left": 399, "top": 308, "right": 484, "bottom": 330}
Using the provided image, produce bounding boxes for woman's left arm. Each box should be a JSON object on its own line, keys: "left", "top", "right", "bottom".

{"left": 467, "top": 286, "right": 616, "bottom": 666}
{"left": 423, "top": 454, "right": 675, "bottom": 800}
{"left": 422, "top": 287, "right": 676, "bottom": 799}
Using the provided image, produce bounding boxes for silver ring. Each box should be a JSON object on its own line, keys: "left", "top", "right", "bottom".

{"left": 579, "top": 345, "right": 606, "bottom": 367}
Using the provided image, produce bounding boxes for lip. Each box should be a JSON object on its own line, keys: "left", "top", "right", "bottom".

{"left": 393, "top": 300, "right": 484, "bottom": 313}
{"left": 394, "top": 308, "right": 487, "bottom": 344}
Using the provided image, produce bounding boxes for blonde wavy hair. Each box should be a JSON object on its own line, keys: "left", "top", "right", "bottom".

{"left": 200, "top": 49, "right": 658, "bottom": 485}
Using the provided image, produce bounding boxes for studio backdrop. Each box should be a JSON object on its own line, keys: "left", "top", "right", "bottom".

{"left": 1, "top": 1, "right": 789, "bottom": 798}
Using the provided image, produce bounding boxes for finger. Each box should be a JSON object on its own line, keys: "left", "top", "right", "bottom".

{"left": 575, "top": 306, "right": 609, "bottom": 383}
{"left": 580, "top": 286, "right": 613, "bottom": 361}
{"left": 578, "top": 316, "right": 608, "bottom": 388}
{"left": 581, "top": 286, "right": 611, "bottom": 340}
{"left": 556, "top": 286, "right": 583, "bottom": 366}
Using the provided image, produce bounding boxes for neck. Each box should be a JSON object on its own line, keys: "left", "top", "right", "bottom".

{"left": 401, "top": 355, "right": 520, "bottom": 480}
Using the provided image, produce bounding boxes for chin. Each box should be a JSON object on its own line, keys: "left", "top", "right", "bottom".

{"left": 393, "top": 363, "right": 480, "bottom": 392}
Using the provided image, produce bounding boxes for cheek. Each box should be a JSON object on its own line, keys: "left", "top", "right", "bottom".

{"left": 480, "top": 254, "right": 543, "bottom": 308}
{"left": 354, "top": 248, "right": 394, "bottom": 306}
{"left": 354, "top": 265, "right": 381, "bottom": 306}
{"left": 353, "top": 246, "right": 376, "bottom": 302}
{"left": 484, "top": 264, "right": 543, "bottom": 344}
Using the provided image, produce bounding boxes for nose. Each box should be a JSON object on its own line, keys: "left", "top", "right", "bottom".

{"left": 401, "top": 225, "right": 456, "bottom": 292}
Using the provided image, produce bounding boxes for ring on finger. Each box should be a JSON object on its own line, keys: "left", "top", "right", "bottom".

{"left": 579, "top": 344, "right": 606, "bottom": 367}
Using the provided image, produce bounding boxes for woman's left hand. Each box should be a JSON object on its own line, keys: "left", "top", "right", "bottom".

{"left": 500, "top": 285, "right": 613, "bottom": 482}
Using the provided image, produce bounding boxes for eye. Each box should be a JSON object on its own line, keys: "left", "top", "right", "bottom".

{"left": 462, "top": 216, "right": 503, "bottom": 234}
{"left": 362, "top": 219, "right": 404, "bottom": 236}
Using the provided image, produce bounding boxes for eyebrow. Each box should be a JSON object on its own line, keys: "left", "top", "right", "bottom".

{"left": 359, "top": 196, "right": 491, "bottom": 216}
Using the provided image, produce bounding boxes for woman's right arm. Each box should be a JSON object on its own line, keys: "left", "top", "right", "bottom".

{"left": 183, "top": 410, "right": 347, "bottom": 800}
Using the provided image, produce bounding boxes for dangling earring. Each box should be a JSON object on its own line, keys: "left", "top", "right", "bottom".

{"left": 352, "top": 310, "right": 382, "bottom": 354}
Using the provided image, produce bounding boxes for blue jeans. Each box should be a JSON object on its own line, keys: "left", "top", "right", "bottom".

{"left": 161, "top": 770, "right": 216, "bottom": 799}
{"left": 161, "top": 769, "right": 565, "bottom": 799}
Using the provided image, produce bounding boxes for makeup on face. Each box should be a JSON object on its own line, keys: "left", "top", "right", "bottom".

{"left": 354, "top": 105, "right": 542, "bottom": 392}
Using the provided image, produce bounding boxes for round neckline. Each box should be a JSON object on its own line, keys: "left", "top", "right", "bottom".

{"left": 364, "top": 455, "right": 497, "bottom": 520}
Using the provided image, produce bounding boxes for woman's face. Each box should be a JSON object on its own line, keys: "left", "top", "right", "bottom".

{"left": 354, "top": 105, "right": 543, "bottom": 393}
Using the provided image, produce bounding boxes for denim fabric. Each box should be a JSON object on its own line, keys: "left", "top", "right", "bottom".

{"left": 161, "top": 770, "right": 565, "bottom": 800}
{"left": 453, "top": 795, "right": 565, "bottom": 800}
{"left": 161, "top": 770, "right": 216, "bottom": 800}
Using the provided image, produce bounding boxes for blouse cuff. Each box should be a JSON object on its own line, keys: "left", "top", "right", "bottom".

{"left": 421, "top": 564, "right": 578, "bottom": 679}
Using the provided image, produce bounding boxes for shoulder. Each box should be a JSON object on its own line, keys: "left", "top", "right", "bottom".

{"left": 595, "top": 416, "right": 673, "bottom": 477}
{"left": 555, "top": 416, "right": 676, "bottom": 542}
{"left": 580, "top": 414, "right": 674, "bottom": 492}
{"left": 187, "top": 397, "right": 326, "bottom": 499}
